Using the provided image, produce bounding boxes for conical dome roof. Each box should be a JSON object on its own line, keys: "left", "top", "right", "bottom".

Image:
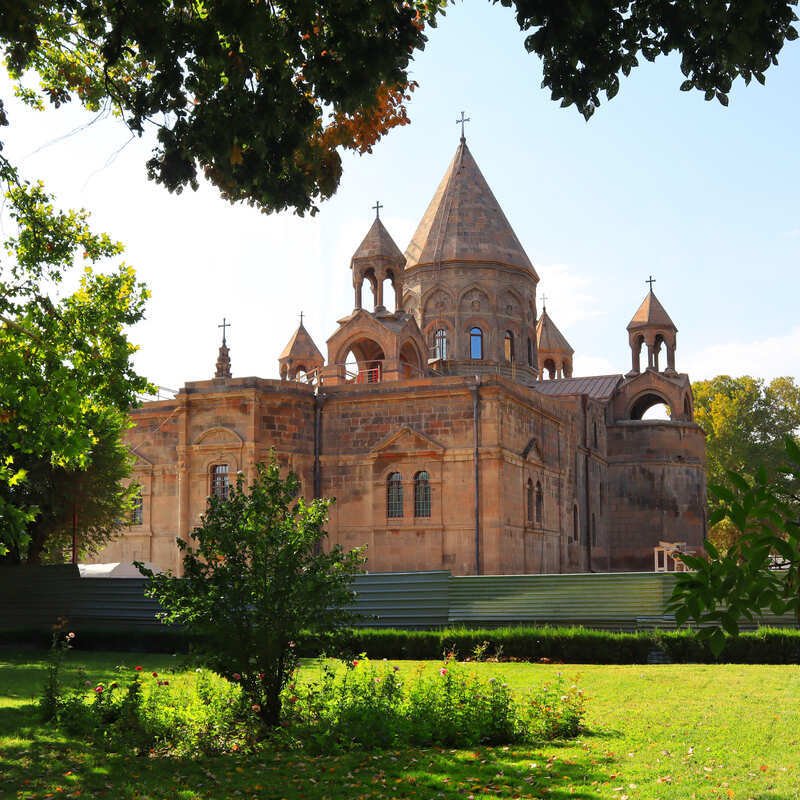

{"left": 627, "top": 290, "right": 677, "bottom": 331}
{"left": 278, "top": 321, "right": 324, "bottom": 363}
{"left": 536, "top": 309, "right": 573, "bottom": 355}
{"left": 351, "top": 217, "right": 404, "bottom": 268}
{"left": 404, "top": 140, "right": 537, "bottom": 276}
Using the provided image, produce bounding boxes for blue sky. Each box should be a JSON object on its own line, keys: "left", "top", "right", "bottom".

{"left": 2, "top": 2, "right": 799, "bottom": 390}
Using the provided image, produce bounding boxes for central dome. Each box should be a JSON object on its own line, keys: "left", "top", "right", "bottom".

{"left": 404, "top": 139, "right": 537, "bottom": 277}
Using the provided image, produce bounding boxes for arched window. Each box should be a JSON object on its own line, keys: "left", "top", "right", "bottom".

{"left": 469, "top": 327, "right": 483, "bottom": 360}
{"left": 434, "top": 328, "right": 448, "bottom": 360}
{"left": 387, "top": 472, "right": 403, "bottom": 518}
{"left": 526, "top": 479, "right": 534, "bottom": 523}
{"left": 535, "top": 481, "right": 543, "bottom": 525}
{"left": 210, "top": 464, "right": 230, "bottom": 500}
{"left": 572, "top": 505, "right": 579, "bottom": 543}
{"left": 414, "top": 471, "right": 431, "bottom": 518}
{"left": 130, "top": 489, "right": 143, "bottom": 526}
{"left": 504, "top": 331, "right": 514, "bottom": 363}
{"left": 527, "top": 337, "right": 533, "bottom": 366}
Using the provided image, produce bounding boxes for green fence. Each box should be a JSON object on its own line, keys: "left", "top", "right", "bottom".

{"left": 0, "top": 566, "right": 795, "bottom": 634}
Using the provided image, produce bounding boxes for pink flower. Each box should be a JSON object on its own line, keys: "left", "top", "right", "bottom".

{"left": 95, "top": 685, "right": 104, "bottom": 693}
{"left": 67, "top": 632, "right": 76, "bottom": 639}
{"left": 232, "top": 672, "right": 241, "bottom": 681}
{"left": 439, "top": 668, "right": 448, "bottom": 676}
{"left": 251, "top": 703, "right": 261, "bottom": 713}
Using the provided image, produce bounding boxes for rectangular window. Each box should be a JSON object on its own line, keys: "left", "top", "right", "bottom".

{"left": 211, "top": 464, "right": 230, "bottom": 500}
{"left": 130, "top": 491, "right": 143, "bottom": 526}
{"left": 387, "top": 473, "right": 403, "bottom": 518}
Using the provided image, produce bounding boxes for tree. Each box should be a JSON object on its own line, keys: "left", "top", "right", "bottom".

{"left": 9, "top": 409, "right": 139, "bottom": 564}
{"left": 669, "top": 438, "right": 800, "bottom": 656}
{"left": 692, "top": 375, "right": 800, "bottom": 548}
{"left": 0, "top": 159, "right": 150, "bottom": 562}
{"left": 496, "top": 0, "right": 799, "bottom": 119}
{"left": 1, "top": 1, "right": 796, "bottom": 214}
{"left": 138, "top": 460, "right": 366, "bottom": 728}
{"left": 1, "top": 0, "right": 441, "bottom": 215}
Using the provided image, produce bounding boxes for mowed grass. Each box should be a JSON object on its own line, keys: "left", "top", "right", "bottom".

{"left": 0, "top": 650, "right": 798, "bottom": 800}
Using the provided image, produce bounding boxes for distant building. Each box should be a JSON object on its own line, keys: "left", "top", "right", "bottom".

{"left": 93, "top": 136, "right": 706, "bottom": 575}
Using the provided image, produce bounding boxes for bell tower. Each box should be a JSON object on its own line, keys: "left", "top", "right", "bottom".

{"left": 626, "top": 278, "right": 678, "bottom": 376}
{"left": 350, "top": 207, "right": 405, "bottom": 314}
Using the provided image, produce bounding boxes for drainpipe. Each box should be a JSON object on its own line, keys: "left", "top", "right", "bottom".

{"left": 313, "top": 389, "right": 326, "bottom": 556}
{"left": 582, "top": 395, "right": 593, "bottom": 573}
{"left": 471, "top": 377, "right": 481, "bottom": 575}
{"left": 313, "top": 390, "right": 325, "bottom": 499}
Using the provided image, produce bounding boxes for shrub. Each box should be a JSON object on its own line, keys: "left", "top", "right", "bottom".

{"left": 51, "top": 665, "right": 252, "bottom": 756}
{"left": 521, "top": 673, "right": 586, "bottom": 739}
{"left": 285, "top": 657, "right": 586, "bottom": 752}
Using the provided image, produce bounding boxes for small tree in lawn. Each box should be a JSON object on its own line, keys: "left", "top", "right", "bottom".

{"left": 138, "top": 460, "right": 365, "bottom": 727}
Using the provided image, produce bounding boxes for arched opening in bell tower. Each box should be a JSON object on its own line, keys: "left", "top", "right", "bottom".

{"left": 343, "top": 338, "right": 385, "bottom": 384}
{"left": 630, "top": 392, "right": 671, "bottom": 421}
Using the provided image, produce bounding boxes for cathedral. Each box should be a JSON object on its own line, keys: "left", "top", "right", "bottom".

{"left": 96, "top": 134, "right": 706, "bottom": 575}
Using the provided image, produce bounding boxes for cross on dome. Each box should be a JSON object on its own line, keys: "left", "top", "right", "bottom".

{"left": 456, "top": 110, "right": 470, "bottom": 141}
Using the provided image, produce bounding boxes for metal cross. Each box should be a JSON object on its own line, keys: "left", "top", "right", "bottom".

{"left": 456, "top": 110, "right": 470, "bottom": 139}
{"left": 541, "top": 293, "right": 548, "bottom": 312}
{"left": 372, "top": 200, "right": 383, "bottom": 219}
{"left": 218, "top": 317, "right": 231, "bottom": 346}
{"left": 299, "top": 311, "right": 304, "bottom": 326}
{"left": 646, "top": 275, "right": 656, "bottom": 291}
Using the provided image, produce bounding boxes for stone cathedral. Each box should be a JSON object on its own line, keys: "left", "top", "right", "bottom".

{"left": 94, "top": 135, "right": 706, "bottom": 576}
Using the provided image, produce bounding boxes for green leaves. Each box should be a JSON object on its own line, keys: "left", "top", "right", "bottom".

{"left": 669, "top": 437, "right": 800, "bottom": 655}
{"left": 141, "top": 459, "right": 365, "bottom": 727}
{"left": 498, "top": 0, "right": 798, "bottom": 120}
{"left": 0, "top": 160, "right": 150, "bottom": 562}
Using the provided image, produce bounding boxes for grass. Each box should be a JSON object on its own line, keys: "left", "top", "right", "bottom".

{"left": 0, "top": 650, "right": 799, "bottom": 799}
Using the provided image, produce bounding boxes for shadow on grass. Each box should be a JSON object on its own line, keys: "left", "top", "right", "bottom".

{"left": 0, "top": 738, "right": 610, "bottom": 800}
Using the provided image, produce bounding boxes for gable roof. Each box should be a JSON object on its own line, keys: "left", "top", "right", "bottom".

{"left": 404, "top": 139, "right": 536, "bottom": 276}
{"left": 533, "top": 374, "right": 622, "bottom": 400}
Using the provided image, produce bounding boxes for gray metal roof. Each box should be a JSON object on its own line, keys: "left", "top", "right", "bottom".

{"left": 532, "top": 374, "right": 622, "bottom": 400}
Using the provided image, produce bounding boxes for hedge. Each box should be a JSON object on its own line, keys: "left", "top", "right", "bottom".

{"left": 3, "top": 625, "right": 799, "bottom": 664}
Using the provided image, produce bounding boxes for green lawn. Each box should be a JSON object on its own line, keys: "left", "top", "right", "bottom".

{"left": 1, "top": 651, "right": 798, "bottom": 799}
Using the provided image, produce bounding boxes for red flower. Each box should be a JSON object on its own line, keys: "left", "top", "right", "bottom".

{"left": 134, "top": 666, "right": 143, "bottom": 671}
{"left": 232, "top": 672, "right": 241, "bottom": 681}
{"left": 352, "top": 660, "right": 359, "bottom": 667}
{"left": 152, "top": 672, "right": 158, "bottom": 677}
{"left": 95, "top": 685, "right": 104, "bottom": 693}
{"left": 439, "top": 668, "right": 448, "bottom": 676}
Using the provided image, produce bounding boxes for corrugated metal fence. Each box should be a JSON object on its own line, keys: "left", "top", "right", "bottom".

{"left": 0, "top": 567, "right": 795, "bottom": 633}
